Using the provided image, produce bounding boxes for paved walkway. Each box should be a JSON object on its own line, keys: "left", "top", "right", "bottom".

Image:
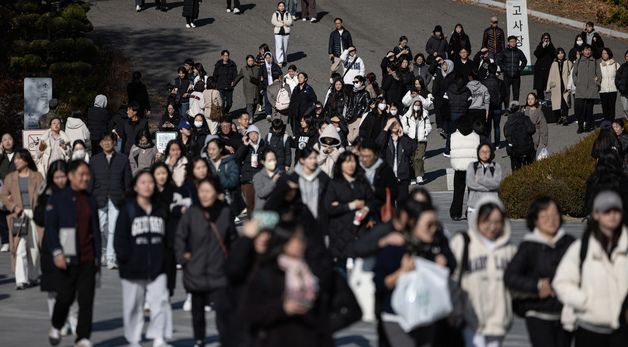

{"left": 0, "top": 191, "right": 586, "bottom": 346}
{"left": 86, "top": 0, "right": 627, "bottom": 192}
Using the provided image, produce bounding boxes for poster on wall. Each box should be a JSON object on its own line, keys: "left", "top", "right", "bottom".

{"left": 24, "top": 77, "right": 53, "bottom": 129}
{"left": 155, "top": 131, "right": 178, "bottom": 153}
{"left": 22, "top": 129, "right": 47, "bottom": 159}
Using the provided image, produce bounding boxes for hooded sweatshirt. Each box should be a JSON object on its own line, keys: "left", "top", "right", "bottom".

{"left": 465, "top": 159, "right": 502, "bottom": 210}
{"left": 65, "top": 116, "right": 91, "bottom": 149}
{"left": 467, "top": 80, "right": 490, "bottom": 112}
{"left": 294, "top": 163, "right": 322, "bottom": 218}
{"left": 450, "top": 196, "right": 517, "bottom": 336}
{"left": 315, "top": 125, "right": 345, "bottom": 177}
{"left": 94, "top": 94, "right": 108, "bottom": 108}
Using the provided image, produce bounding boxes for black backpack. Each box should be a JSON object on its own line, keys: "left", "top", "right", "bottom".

{"left": 505, "top": 114, "right": 535, "bottom": 157}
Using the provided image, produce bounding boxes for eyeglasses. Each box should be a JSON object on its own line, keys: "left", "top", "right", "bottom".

{"left": 353, "top": 81, "right": 360, "bottom": 84}
{"left": 491, "top": 21, "right": 498, "bottom": 24}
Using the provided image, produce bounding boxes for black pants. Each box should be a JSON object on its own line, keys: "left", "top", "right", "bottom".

{"left": 468, "top": 109, "right": 486, "bottom": 134}
{"left": 575, "top": 327, "right": 627, "bottom": 347}
{"left": 525, "top": 317, "right": 572, "bottom": 347}
{"left": 450, "top": 170, "right": 466, "bottom": 219}
{"left": 0, "top": 210, "right": 9, "bottom": 244}
{"left": 504, "top": 74, "right": 521, "bottom": 103}
{"left": 575, "top": 98, "right": 595, "bottom": 130}
{"left": 220, "top": 89, "right": 234, "bottom": 114}
{"left": 226, "top": 0, "right": 240, "bottom": 9}
{"left": 510, "top": 150, "right": 535, "bottom": 171}
{"left": 191, "top": 289, "right": 229, "bottom": 344}
{"left": 487, "top": 108, "right": 503, "bottom": 147}
{"left": 554, "top": 97, "right": 569, "bottom": 122}
{"left": 164, "top": 248, "right": 177, "bottom": 297}
{"left": 434, "top": 97, "right": 447, "bottom": 130}
{"left": 396, "top": 179, "right": 410, "bottom": 208}
{"left": 600, "top": 92, "right": 617, "bottom": 122}
{"left": 52, "top": 262, "right": 96, "bottom": 342}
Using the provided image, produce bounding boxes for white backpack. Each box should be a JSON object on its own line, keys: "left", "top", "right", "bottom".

{"left": 275, "top": 87, "right": 290, "bottom": 111}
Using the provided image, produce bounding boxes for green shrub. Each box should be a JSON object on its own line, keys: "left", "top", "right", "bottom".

{"left": 500, "top": 133, "right": 598, "bottom": 218}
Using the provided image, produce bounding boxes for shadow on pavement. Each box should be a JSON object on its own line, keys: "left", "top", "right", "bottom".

{"left": 94, "top": 336, "right": 127, "bottom": 347}
{"left": 335, "top": 335, "right": 372, "bottom": 347}
{"left": 166, "top": 1, "right": 184, "bottom": 10}
{"left": 93, "top": 317, "right": 124, "bottom": 332}
{"left": 196, "top": 17, "right": 215, "bottom": 27}
{"left": 316, "top": 11, "right": 329, "bottom": 22}
{"left": 170, "top": 335, "right": 219, "bottom": 346}
{"left": 424, "top": 168, "right": 446, "bottom": 184}
{"left": 425, "top": 147, "right": 445, "bottom": 159}
{"left": 239, "top": 3, "right": 256, "bottom": 14}
{"left": 0, "top": 293, "right": 10, "bottom": 301}
{"left": 287, "top": 51, "right": 307, "bottom": 63}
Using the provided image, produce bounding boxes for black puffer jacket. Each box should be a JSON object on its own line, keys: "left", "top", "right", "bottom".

{"left": 86, "top": 106, "right": 111, "bottom": 142}
{"left": 117, "top": 117, "right": 149, "bottom": 155}
{"left": 114, "top": 199, "right": 168, "bottom": 281}
{"left": 445, "top": 81, "right": 472, "bottom": 114}
{"left": 425, "top": 36, "right": 449, "bottom": 63}
{"left": 175, "top": 201, "right": 238, "bottom": 292}
{"left": 324, "top": 87, "right": 349, "bottom": 118}
{"left": 504, "top": 231, "right": 575, "bottom": 317}
{"left": 213, "top": 59, "right": 238, "bottom": 90}
{"left": 429, "top": 62, "right": 456, "bottom": 99}
{"left": 345, "top": 88, "right": 370, "bottom": 123}
{"left": 289, "top": 83, "right": 318, "bottom": 122}
{"left": 90, "top": 151, "right": 132, "bottom": 208}
{"left": 375, "top": 131, "right": 417, "bottom": 181}
{"left": 482, "top": 74, "right": 506, "bottom": 109}
{"left": 235, "top": 139, "right": 269, "bottom": 183}
{"left": 497, "top": 46, "right": 528, "bottom": 78}
{"left": 324, "top": 175, "right": 374, "bottom": 258}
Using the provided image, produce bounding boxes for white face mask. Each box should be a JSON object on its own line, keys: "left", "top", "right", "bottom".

{"left": 73, "top": 149, "right": 85, "bottom": 159}
{"left": 264, "top": 160, "right": 277, "bottom": 171}
{"left": 335, "top": 127, "right": 341, "bottom": 132}
{"left": 390, "top": 110, "right": 398, "bottom": 116}
{"left": 329, "top": 78, "right": 334, "bottom": 84}
{"left": 378, "top": 103, "right": 387, "bottom": 111}
{"left": 413, "top": 106, "right": 421, "bottom": 112}
{"left": 576, "top": 40, "right": 583, "bottom": 46}
{"left": 194, "top": 121, "right": 203, "bottom": 128}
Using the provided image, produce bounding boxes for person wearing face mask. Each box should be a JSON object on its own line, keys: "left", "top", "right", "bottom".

{"left": 376, "top": 117, "right": 416, "bottom": 205}
{"left": 504, "top": 196, "right": 575, "bottom": 347}
{"left": 190, "top": 114, "right": 210, "bottom": 157}
{"left": 236, "top": 125, "right": 269, "bottom": 215}
{"left": 553, "top": 191, "right": 628, "bottom": 347}
{"left": 579, "top": 21, "right": 605, "bottom": 60}
{"left": 401, "top": 100, "right": 431, "bottom": 185}
{"left": 340, "top": 46, "right": 366, "bottom": 91}
{"left": 71, "top": 140, "right": 90, "bottom": 163}
{"left": 314, "top": 123, "right": 345, "bottom": 178}
{"left": 129, "top": 130, "right": 158, "bottom": 176}
{"left": 450, "top": 197, "right": 516, "bottom": 347}
{"left": 533, "top": 33, "right": 556, "bottom": 100}
{"left": 253, "top": 149, "right": 281, "bottom": 210}
{"left": 344, "top": 75, "right": 371, "bottom": 143}
{"left": 265, "top": 119, "right": 292, "bottom": 172}
{"left": 568, "top": 35, "right": 586, "bottom": 62}
{"left": 359, "top": 97, "right": 390, "bottom": 144}
{"left": 65, "top": 111, "right": 91, "bottom": 154}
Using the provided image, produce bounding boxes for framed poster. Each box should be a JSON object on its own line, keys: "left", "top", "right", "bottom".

{"left": 155, "top": 131, "right": 178, "bottom": 153}
{"left": 22, "top": 129, "right": 47, "bottom": 159}
{"left": 24, "top": 77, "right": 53, "bottom": 129}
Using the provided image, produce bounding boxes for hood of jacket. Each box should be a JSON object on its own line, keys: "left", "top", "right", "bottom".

{"left": 442, "top": 59, "right": 455, "bottom": 77}
{"left": 318, "top": 125, "right": 341, "bottom": 148}
{"left": 293, "top": 163, "right": 322, "bottom": 181}
{"left": 466, "top": 80, "right": 484, "bottom": 94}
{"left": 468, "top": 195, "right": 512, "bottom": 248}
{"left": 94, "top": 94, "right": 107, "bottom": 108}
{"left": 523, "top": 228, "right": 567, "bottom": 247}
{"left": 65, "top": 117, "right": 85, "bottom": 130}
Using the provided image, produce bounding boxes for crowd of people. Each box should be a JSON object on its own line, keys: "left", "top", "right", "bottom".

{"left": 1, "top": 5, "right": 628, "bottom": 347}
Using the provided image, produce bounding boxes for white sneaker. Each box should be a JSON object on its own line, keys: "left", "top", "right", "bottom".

{"left": 233, "top": 7, "right": 240, "bottom": 13}
{"left": 106, "top": 261, "right": 118, "bottom": 270}
{"left": 310, "top": 17, "right": 317, "bottom": 22}
{"left": 144, "top": 301, "right": 151, "bottom": 312}
{"left": 48, "top": 327, "right": 61, "bottom": 346}
{"left": 256, "top": 104, "right": 263, "bottom": 112}
{"left": 153, "top": 337, "right": 173, "bottom": 347}
{"left": 416, "top": 176, "right": 424, "bottom": 184}
{"left": 0, "top": 243, "right": 8, "bottom": 252}
{"left": 226, "top": 8, "right": 231, "bottom": 12}
{"left": 74, "top": 339, "right": 93, "bottom": 347}
{"left": 190, "top": 22, "right": 196, "bottom": 28}
{"left": 302, "top": 18, "right": 307, "bottom": 21}
{"left": 266, "top": 115, "right": 272, "bottom": 121}
{"left": 183, "top": 293, "right": 192, "bottom": 312}
{"left": 186, "top": 24, "right": 191, "bottom": 28}
{"left": 204, "top": 305, "right": 212, "bottom": 312}
{"left": 135, "top": 5, "right": 141, "bottom": 11}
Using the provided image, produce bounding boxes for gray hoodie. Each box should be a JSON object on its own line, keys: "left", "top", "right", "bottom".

{"left": 467, "top": 80, "right": 490, "bottom": 112}
{"left": 252, "top": 169, "right": 279, "bottom": 210}
{"left": 94, "top": 94, "right": 108, "bottom": 108}
{"left": 294, "top": 163, "right": 321, "bottom": 218}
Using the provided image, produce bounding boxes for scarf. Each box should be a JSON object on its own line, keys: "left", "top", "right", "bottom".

{"left": 353, "top": 84, "right": 366, "bottom": 93}
{"left": 278, "top": 255, "right": 318, "bottom": 307}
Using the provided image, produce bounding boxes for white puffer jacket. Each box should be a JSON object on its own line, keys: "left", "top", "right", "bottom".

{"left": 401, "top": 90, "right": 434, "bottom": 110}
{"left": 400, "top": 107, "right": 431, "bottom": 142}
{"left": 450, "top": 196, "right": 516, "bottom": 337}
{"left": 271, "top": 11, "right": 293, "bottom": 35}
{"left": 599, "top": 59, "right": 619, "bottom": 93}
{"left": 553, "top": 227, "right": 628, "bottom": 331}
{"left": 450, "top": 130, "right": 480, "bottom": 171}
{"left": 340, "top": 49, "right": 365, "bottom": 86}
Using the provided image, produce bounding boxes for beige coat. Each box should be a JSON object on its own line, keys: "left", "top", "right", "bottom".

{"left": 546, "top": 60, "right": 573, "bottom": 111}
{"left": 553, "top": 227, "right": 628, "bottom": 331}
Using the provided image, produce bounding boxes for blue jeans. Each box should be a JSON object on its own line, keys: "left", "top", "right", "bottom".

{"left": 179, "top": 102, "right": 190, "bottom": 120}
{"left": 445, "top": 112, "right": 464, "bottom": 154}
{"left": 488, "top": 108, "right": 502, "bottom": 147}
{"left": 98, "top": 199, "right": 119, "bottom": 264}
{"left": 287, "top": 0, "right": 298, "bottom": 16}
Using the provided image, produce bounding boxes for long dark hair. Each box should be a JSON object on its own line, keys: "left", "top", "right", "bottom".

{"left": 186, "top": 156, "right": 210, "bottom": 184}
{"left": 14, "top": 148, "right": 37, "bottom": 172}
{"left": 165, "top": 139, "right": 185, "bottom": 161}
{"left": 44, "top": 160, "right": 68, "bottom": 193}
{"left": 150, "top": 161, "right": 174, "bottom": 189}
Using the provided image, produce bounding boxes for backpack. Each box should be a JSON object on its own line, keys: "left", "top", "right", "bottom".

{"left": 505, "top": 115, "right": 534, "bottom": 157}
{"left": 267, "top": 133, "right": 290, "bottom": 147}
{"left": 275, "top": 87, "right": 290, "bottom": 112}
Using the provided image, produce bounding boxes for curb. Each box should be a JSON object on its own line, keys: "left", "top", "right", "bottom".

{"left": 473, "top": 0, "right": 628, "bottom": 40}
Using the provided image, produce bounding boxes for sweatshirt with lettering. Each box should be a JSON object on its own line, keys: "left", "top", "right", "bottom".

{"left": 114, "top": 199, "right": 167, "bottom": 281}
{"left": 449, "top": 196, "right": 517, "bottom": 337}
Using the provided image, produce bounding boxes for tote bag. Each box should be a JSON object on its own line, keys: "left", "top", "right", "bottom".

{"left": 391, "top": 257, "right": 453, "bottom": 332}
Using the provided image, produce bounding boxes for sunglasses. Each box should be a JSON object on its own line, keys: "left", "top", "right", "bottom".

{"left": 491, "top": 21, "right": 498, "bottom": 24}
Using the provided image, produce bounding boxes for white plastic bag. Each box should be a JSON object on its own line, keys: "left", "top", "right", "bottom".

{"left": 537, "top": 147, "right": 549, "bottom": 160}
{"left": 391, "top": 257, "right": 453, "bottom": 332}
{"left": 348, "top": 257, "right": 376, "bottom": 322}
